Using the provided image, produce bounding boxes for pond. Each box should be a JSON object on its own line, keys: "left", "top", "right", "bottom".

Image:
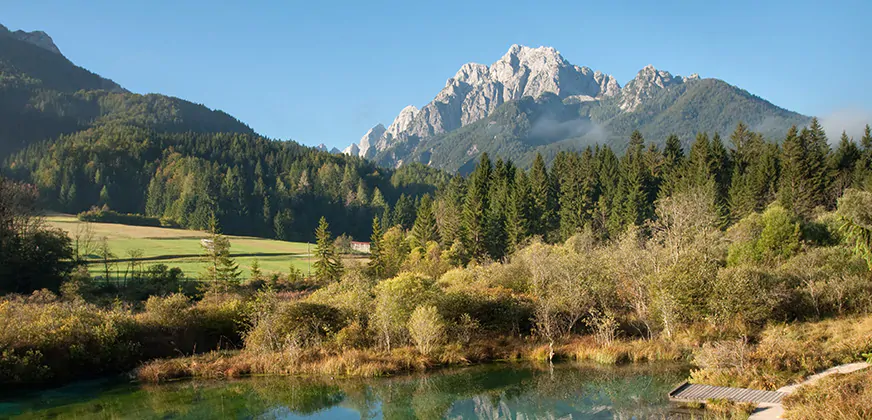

{"left": 0, "top": 362, "right": 691, "bottom": 419}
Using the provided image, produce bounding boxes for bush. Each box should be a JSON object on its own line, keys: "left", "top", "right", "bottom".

{"left": 77, "top": 207, "right": 173, "bottom": 227}
{"left": 0, "top": 292, "right": 139, "bottom": 387}
{"left": 727, "top": 205, "right": 801, "bottom": 266}
{"left": 334, "top": 321, "right": 371, "bottom": 350}
{"left": 708, "top": 266, "right": 792, "bottom": 327}
{"left": 371, "top": 273, "right": 438, "bottom": 350}
{"left": 407, "top": 305, "right": 445, "bottom": 356}
{"left": 245, "top": 302, "right": 345, "bottom": 353}
{"left": 306, "top": 269, "right": 375, "bottom": 321}
{"left": 779, "top": 246, "right": 872, "bottom": 318}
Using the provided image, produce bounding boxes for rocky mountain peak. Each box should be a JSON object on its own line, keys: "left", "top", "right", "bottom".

{"left": 344, "top": 123, "right": 386, "bottom": 158}
{"left": 2, "top": 26, "right": 63, "bottom": 55}
{"left": 619, "top": 65, "right": 685, "bottom": 112}
{"left": 383, "top": 106, "right": 419, "bottom": 140}
{"left": 343, "top": 44, "right": 623, "bottom": 160}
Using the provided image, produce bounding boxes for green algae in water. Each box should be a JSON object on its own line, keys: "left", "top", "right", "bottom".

{"left": 0, "top": 362, "right": 690, "bottom": 419}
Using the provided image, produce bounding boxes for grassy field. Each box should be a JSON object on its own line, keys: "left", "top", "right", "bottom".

{"left": 46, "top": 214, "right": 320, "bottom": 282}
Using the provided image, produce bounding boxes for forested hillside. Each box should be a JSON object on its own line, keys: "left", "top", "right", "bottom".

{"left": 5, "top": 126, "right": 447, "bottom": 241}
{"left": 0, "top": 25, "right": 254, "bottom": 157}
{"left": 0, "top": 23, "right": 451, "bottom": 242}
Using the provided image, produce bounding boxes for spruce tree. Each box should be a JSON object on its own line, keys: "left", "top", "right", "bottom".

{"left": 830, "top": 131, "right": 860, "bottom": 200}
{"left": 391, "top": 193, "right": 416, "bottom": 230}
{"left": 411, "top": 194, "right": 439, "bottom": 248}
{"left": 805, "top": 118, "right": 831, "bottom": 209}
{"left": 201, "top": 212, "right": 240, "bottom": 288}
{"left": 462, "top": 153, "right": 492, "bottom": 261}
{"left": 660, "top": 134, "right": 685, "bottom": 196}
{"left": 558, "top": 152, "right": 585, "bottom": 239}
{"left": 779, "top": 126, "right": 812, "bottom": 216}
{"left": 313, "top": 216, "right": 342, "bottom": 283}
{"left": 529, "top": 153, "right": 556, "bottom": 238}
{"left": 619, "top": 131, "right": 652, "bottom": 228}
{"left": 506, "top": 170, "right": 533, "bottom": 252}
{"left": 367, "top": 216, "right": 385, "bottom": 279}
{"left": 487, "top": 160, "right": 510, "bottom": 260}
{"left": 437, "top": 174, "right": 466, "bottom": 247}
{"left": 595, "top": 146, "right": 622, "bottom": 238}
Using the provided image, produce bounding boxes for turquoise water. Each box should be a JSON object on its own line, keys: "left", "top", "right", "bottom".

{"left": 0, "top": 362, "right": 690, "bottom": 419}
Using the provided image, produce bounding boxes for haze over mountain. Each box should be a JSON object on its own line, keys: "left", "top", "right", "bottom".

{"left": 344, "top": 45, "right": 810, "bottom": 172}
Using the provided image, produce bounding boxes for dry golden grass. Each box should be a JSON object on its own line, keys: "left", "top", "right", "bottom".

{"left": 549, "top": 336, "right": 688, "bottom": 365}
{"left": 690, "top": 315, "right": 872, "bottom": 390}
{"left": 137, "top": 336, "right": 538, "bottom": 383}
{"left": 783, "top": 368, "right": 872, "bottom": 420}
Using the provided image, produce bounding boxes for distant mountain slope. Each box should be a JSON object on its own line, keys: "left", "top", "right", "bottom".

{"left": 346, "top": 45, "right": 810, "bottom": 172}
{"left": 0, "top": 24, "right": 253, "bottom": 157}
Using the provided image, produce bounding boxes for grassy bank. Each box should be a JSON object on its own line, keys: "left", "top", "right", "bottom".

{"left": 135, "top": 336, "right": 690, "bottom": 383}
{"left": 689, "top": 315, "right": 872, "bottom": 390}
{"left": 134, "top": 314, "right": 872, "bottom": 389}
{"left": 783, "top": 368, "right": 872, "bottom": 420}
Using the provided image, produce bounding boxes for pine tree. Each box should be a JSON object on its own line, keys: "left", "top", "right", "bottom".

{"left": 830, "top": 131, "right": 860, "bottom": 201}
{"left": 411, "top": 194, "right": 439, "bottom": 248}
{"left": 367, "top": 216, "right": 385, "bottom": 279}
{"left": 462, "top": 153, "right": 492, "bottom": 261}
{"left": 313, "top": 216, "right": 342, "bottom": 283}
{"left": 201, "top": 212, "right": 240, "bottom": 288}
{"left": 594, "top": 146, "right": 622, "bottom": 238}
{"left": 805, "top": 118, "right": 831, "bottom": 209}
{"left": 529, "top": 153, "right": 556, "bottom": 238}
{"left": 779, "top": 126, "right": 812, "bottom": 216}
{"left": 620, "top": 131, "right": 652, "bottom": 228}
{"left": 506, "top": 170, "right": 533, "bottom": 252}
{"left": 436, "top": 174, "right": 466, "bottom": 247}
{"left": 391, "top": 194, "right": 416, "bottom": 230}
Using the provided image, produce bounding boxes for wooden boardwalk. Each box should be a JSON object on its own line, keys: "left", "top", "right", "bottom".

{"left": 668, "top": 382, "right": 787, "bottom": 404}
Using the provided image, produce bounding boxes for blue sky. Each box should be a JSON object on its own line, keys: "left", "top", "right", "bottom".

{"left": 4, "top": 0, "right": 871, "bottom": 148}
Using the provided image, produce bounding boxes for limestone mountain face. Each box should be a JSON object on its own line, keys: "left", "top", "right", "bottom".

{"left": 344, "top": 44, "right": 619, "bottom": 158}
{"left": 345, "top": 44, "right": 808, "bottom": 172}
{"left": 620, "top": 65, "right": 687, "bottom": 112}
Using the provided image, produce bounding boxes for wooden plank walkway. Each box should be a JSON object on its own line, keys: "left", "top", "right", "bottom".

{"left": 668, "top": 382, "right": 787, "bottom": 404}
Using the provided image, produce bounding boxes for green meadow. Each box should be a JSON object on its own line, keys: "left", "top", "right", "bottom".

{"left": 46, "top": 214, "right": 317, "bottom": 281}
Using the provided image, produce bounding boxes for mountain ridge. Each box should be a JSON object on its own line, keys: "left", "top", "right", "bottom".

{"left": 344, "top": 45, "right": 809, "bottom": 172}
{"left": 0, "top": 23, "right": 254, "bottom": 157}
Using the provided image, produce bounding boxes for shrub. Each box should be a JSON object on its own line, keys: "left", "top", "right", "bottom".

{"left": 334, "top": 321, "right": 371, "bottom": 350}
{"left": 245, "top": 302, "right": 345, "bottom": 353}
{"left": 371, "top": 273, "right": 438, "bottom": 350}
{"left": 306, "top": 269, "right": 375, "bottom": 321}
{"left": 407, "top": 305, "right": 445, "bottom": 356}
{"left": 144, "top": 293, "right": 192, "bottom": 327}
{"left": 0, "top": 293, "right": 139, "bottom": 387}
{"left": 708, "top": 266, "right": 792, "bottom": 327}
{"left": 77, "top": 207, "right": 172, "bottom": 227}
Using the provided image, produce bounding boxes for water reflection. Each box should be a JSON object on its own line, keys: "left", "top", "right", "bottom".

{"left": 1, "top": 362, "right": 690, "bottom": 419}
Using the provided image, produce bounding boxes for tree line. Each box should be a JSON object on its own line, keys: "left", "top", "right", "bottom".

{"left": 375, "top": 119, "right": 872, "bottom": 266}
